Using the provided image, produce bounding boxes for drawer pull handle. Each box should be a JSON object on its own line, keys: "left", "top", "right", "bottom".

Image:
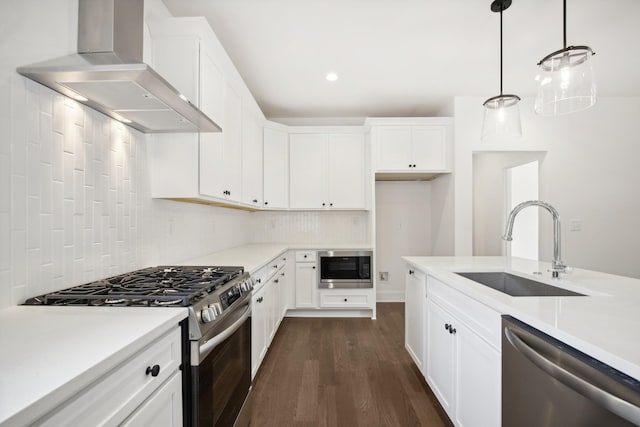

{"left": 146, "top": 364, "right": 160, "bottom": 377}
{"left": 344, "top": 298, "right": 348, "bottom": 302}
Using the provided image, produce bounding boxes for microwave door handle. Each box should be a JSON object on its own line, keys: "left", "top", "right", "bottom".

{"left": 504, "top": 326, "right": 640, "bottom": 425}
{"left": 199, "top": 304, "right": 251, "bottom": 361}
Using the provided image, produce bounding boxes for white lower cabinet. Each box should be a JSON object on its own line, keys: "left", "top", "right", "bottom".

{"left": 426, "top": 300, "right": 456, "bottom": 415}
{"left": 35, "top": 327, "right": 183, "bottom": 426}
{"left": 415, "top": 272, "right": 501, "bottom": 427}
{"left": 121, "top": 371, "right": 182, "bottom": 427}
{"left": 251, "top": 254, "right": 288, "bottom": 379}
{"left": 454, "top": 319, "right": 501, "bottom": 427}
{"left": 318, "top": 288, "right": 372, "bottom": 308}
{"left": 251, "top": 282, "right": 269, "bottom": 379}
{"left": 405, "top": 267, "right": 426, "bottom": 374}
{"left": 295, "top": 261, "right": 317, "bottom": 309}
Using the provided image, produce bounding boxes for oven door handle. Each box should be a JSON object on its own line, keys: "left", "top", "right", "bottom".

{"left": 199, "top": 304, "right": 251, "bottom": 360}
{"left": 504, "top": 326, "right": 640, "bottom": 425}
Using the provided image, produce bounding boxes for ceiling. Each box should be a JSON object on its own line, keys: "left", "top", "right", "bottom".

{"left": 162, "top": 0, "right": 640, "bottom": 122}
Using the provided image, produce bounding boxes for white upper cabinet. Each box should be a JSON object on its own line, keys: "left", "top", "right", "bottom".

{"left": 369, "top": 118, "right": 453, "bottom": 177}
{"left": 147, "top": 17, "right": 265, "bottom": 209}
{"left": 263, "top": 126, "right": 289, "bottom": 209}
{"left": 200, "top": 82, "right": 242, "bottom": 201}
{"left": 289, "top": 130, "right": 366, "bottom": 210}
{"left": 289, "top": 133, "right": 328, "bottom": 209}
{"left": 150, "top": 20, "right": 224, "bottom": 128}
{"left": 242, "top": 109, "right": 264, "bottom": 207}
{"left": 328, "top": 133, "right": 366, "bottom": 209}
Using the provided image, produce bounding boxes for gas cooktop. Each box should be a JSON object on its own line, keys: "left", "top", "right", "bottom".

{"left": 24, "top": 266, "right": 245, "bottom": 307}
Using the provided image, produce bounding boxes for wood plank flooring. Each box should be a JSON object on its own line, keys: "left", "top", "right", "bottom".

{"left": 248, "top": 303, "right": 452, "bottom": 427}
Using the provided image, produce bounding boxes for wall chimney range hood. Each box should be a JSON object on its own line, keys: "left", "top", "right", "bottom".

{"left": 17, "top": 0, "right": 221, "bottom": 134}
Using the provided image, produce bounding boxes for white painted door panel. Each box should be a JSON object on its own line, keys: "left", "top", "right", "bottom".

{"left": 263, "top": 128, "right": 289, "bottom": 208}
{"left": 289, "top": 134, "right": 329, "bottom": 209}
{"left": 412, "top": 126, "right": 447, "bottom": 171}
{"left": 328, "top": 133, "right": 365, "bottom": 209}
{"left": 377, "top": 127, "right": 412, "bottom": 171}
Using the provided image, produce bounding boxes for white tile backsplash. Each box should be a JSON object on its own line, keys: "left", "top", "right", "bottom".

{"left": 251, "top": 210, "right": 370, "bottom": 244}
{"left": 0, "top": 77, "right": 255, "bottom": 309}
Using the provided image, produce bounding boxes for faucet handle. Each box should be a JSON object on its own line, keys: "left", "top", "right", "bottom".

{"left": 548, "top": 265, "right": 572, "bottom": 278}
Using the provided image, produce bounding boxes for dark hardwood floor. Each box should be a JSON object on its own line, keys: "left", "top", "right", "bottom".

{"left": 248, "top": 303, "right": 451, "bottom": 427}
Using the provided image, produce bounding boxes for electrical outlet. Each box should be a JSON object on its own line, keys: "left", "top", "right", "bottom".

{"left": 379, "top": 272, "right": 389, "bottom": 281}
{"left": 570, "top": 219, "right": 582, "bottom": 231}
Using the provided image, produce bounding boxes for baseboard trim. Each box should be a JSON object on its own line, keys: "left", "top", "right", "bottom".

{"left": 376, "top": 290, "right": 405, "bottom": 302}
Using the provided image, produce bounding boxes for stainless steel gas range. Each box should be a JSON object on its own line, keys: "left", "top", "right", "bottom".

{"left": 25, "top": 265, "right": 255, "bottom": 427}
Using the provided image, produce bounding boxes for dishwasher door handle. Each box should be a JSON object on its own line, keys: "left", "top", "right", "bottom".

{"left": 504, "top": 326, "right": 640, "bottom": 425}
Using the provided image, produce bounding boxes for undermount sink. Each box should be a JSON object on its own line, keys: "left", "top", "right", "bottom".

{"left": 455, "top": 272, "right": 585, "bottom": 297}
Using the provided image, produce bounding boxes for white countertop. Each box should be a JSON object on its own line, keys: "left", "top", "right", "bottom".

{"left": 0, "top": 306, "right": 188, "bottom": 427}
{"left": 179, "top": 243, "right": 372, "bottom": 274}
{"left": 403, "top": 256, "right": 640, "bottom": 380}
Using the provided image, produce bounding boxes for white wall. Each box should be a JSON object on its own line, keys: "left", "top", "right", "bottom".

{"left": 455, "top": 96, "right": 640, "bottom": 278}
{"left": 375, "top": 181, "right": 431, "bottom": 301}
{"left": 0, "top": 0, "right": 254, "bottom": 308}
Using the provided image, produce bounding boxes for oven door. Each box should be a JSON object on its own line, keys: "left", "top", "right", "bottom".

{"left": 318, "top": 250, "right": 372, "bottom": 288}
{"left": 191, "top": 300, "right": 252, "bottom": 427}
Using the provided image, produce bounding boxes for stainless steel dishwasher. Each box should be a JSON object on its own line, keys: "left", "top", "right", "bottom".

{"left": 502, "top": 316, "right": 640, "bottom": 426}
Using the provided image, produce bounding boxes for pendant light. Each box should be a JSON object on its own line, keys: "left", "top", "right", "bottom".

{"left": 534, "top": 0, "right": 596, "bottom": 116}
{"left": 482, "top": 0, "right": 521, "bottom": 142}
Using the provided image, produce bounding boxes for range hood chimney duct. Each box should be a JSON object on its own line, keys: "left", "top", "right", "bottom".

{"left": 17, "top": 0, "right": 221, "bottom": 134}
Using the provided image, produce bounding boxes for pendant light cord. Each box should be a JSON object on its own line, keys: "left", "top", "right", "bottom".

{"left": 563, "top": 0, "right": 567, "bottom": 48}
{"left": 500, "top": 7, "right": 503, "bottom": 95}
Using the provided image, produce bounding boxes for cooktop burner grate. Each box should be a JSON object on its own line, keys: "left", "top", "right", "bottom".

{"left": 24, "top": 265, "right": 244, "bottom": 307}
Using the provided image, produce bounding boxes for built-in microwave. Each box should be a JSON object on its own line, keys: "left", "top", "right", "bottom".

{"left": 318, "top": 250, "right": 372, "bottom": 289}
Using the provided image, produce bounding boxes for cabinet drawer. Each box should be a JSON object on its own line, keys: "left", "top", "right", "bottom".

{"left": 319, "top": 292, "right": 369, "bottom": 308}
{"left": 295, "top": 250, "right": 317, "bottom": 262}
{"left": 427, "top": 276, "right": 501, "bottom": 350}
{"left": 36, "top": 327, "right": 182, "bottom": 427}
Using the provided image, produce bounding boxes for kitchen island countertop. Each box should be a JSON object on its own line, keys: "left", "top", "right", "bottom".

{"left": 0, "top": 306, "right": 187, "bottom": 427}
{"left": 403, "top": 256, "right": 640, "bottom": 380}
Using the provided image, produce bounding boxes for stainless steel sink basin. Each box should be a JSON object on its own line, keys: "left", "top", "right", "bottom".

{"left": 455, "top": 272, "right": 585, "bottom": 297}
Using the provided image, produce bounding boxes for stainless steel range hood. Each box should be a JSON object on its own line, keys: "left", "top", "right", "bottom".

{"left": 17, "top": 0, "right": 221, "bottom": 134}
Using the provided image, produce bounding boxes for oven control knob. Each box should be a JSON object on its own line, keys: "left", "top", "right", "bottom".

{"left": 241, "top": 280, "right": 252, "bottom": 292}
{"left": 201, "top": 307, "right": 216, "bottom": 323}
{"left": 210, "top": 302, "right": 223, "bottom": 316}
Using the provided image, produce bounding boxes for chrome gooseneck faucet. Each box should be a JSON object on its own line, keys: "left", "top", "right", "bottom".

{"left": 503, "top": 200, "right": 568, "bottom": 278}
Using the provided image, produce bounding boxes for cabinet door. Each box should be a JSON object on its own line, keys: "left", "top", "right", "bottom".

{"left": 376, "top": 127, "right": 412, "bottom": 171}
{"left": 152, "top": 36, "right": 199, "bottom": 107}
{"left": 221, "top": 83, "right": 243, "bottom": 200}
{"left": 241, "top": 110, "right": 263, "bottom": 206}
{"left": 199, "top": 47, "right": 224, "bottom": 127}
{"left": 121, "top": 372, "right": 182, "bottom": 427}
{"left": 328, "top": 134, "right": 366, "bottom": 209}
{"left": 426, "top": 300, "right": 455, "bottom": 418}
{"left": 263, "top": 128, "right": 289, "bottom": 209}
{"left": 251, "top": 285, "right": 268, "bottom": 379}
{"left": 405, "top": 268, "right": 425, "bottom": 373}
{"left": 295, "top": 263, "right": 318, "bottom": 308}
{"left": 289, "top": 134, "right": 329, "bottom": 209}
{"left": 454, "top": 323, "right": 501, "bottom": 427}
{"left": 268, "top": 276, "right": 280, "bottom": 342}
{"left": 412, "top": 126, "right": 447, "bottom": 171}
{"left": 200, "top": 82, "right": 243, "bottom": 201}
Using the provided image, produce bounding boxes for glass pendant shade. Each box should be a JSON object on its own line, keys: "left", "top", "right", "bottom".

{"left": 534, "top": 46, "right": 596, "bottom": 116}
{"left": 482, "top": 94, "right": 522, "bottom": 141}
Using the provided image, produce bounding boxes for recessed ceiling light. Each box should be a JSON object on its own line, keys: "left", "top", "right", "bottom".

{"left": 325, "top": 72, "right": 339, "bottom": 82}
